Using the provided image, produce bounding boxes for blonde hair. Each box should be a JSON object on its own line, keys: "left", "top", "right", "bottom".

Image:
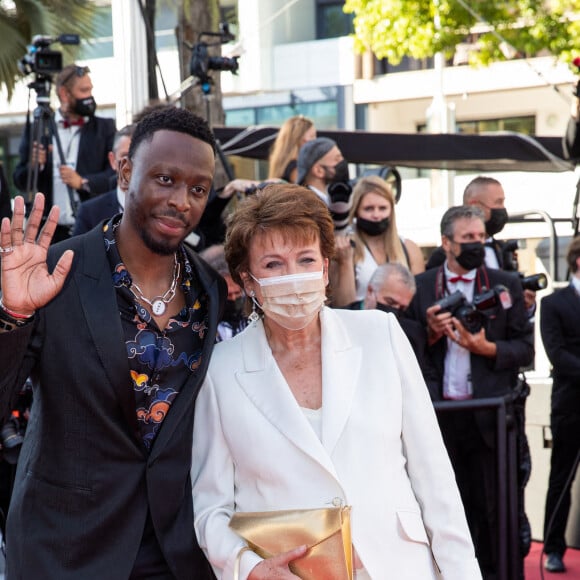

{"left": 268, "top": 116, "right": 315, "bottom": 180}
{"left": 349, "top": 175, "right": 408, "bottom": 266}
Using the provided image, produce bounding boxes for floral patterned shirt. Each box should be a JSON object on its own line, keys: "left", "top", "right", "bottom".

{"left": 103, "top": 217, "right": 208, "bottom": 452}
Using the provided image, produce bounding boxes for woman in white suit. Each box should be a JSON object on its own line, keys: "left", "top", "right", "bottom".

{"left": 191, "top": 184, "right": 481, "bottom": 580}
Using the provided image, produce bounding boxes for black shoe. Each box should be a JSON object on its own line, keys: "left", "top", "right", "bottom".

{"left": 544, "top": 553, "right": 566, "bottom": 573}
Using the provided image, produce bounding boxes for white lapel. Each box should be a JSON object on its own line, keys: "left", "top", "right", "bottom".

{"left": 319, "top": 308, "right": 362, "bottom": 455}
{"left": 236, "top": 318, "right": 339, "bottom": 479}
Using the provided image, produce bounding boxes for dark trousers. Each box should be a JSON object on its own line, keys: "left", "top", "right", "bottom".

{"left": 543, "top": 412, "right": 580, "bottom": 557}
{"left": 438, "top": 410, "right": 497, "bottom": 580}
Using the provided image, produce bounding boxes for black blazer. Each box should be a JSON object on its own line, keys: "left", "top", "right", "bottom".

{"left": 540, "top": 284, "right": 580, "bottom": 414}
{"left": 0, "top": 226, "right": 226, "bottom": 580}
{"left": 72, "top": 188, "right": 120, "bottom": 236}
{"left": 12, "top": 114, "right": 116, "bottom": 212}
{"left": 408, "top": 266, "right": 534, "bottom": 442}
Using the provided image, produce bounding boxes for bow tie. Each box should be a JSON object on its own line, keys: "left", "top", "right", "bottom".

{"left": 60, "top": 117, "right": 85, "bottom": 129}
{"left": 448, "top": 275, "right": 472, "bottom": 283}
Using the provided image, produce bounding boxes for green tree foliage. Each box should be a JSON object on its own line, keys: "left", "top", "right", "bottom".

{"left": 0, "top": 0, "right": 96, "bottom": 99}
{"left": 343, "top": 0, "right": 580, "bottom": 67}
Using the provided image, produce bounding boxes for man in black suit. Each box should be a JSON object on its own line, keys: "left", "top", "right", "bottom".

{"left": 72, "top": 124, "right": 134, "bottom": 236}
{"left": 540, "top": 236, "right": 580, "bottom": 573}
{"left": 408, "top": 205, "right": 534, "bottom": 579}
{"left": 13, "top": 64, "right": 116, "bottom": 242}
{"left": 426, "top": 177, "right": 531, "bottom": 293}
{"left": 0, "top": 107, "right": 225, "bottom": 579}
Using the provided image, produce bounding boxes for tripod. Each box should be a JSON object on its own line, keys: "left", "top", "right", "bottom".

{"left": 25, "top": 76, "right": 78, "bottom": 218}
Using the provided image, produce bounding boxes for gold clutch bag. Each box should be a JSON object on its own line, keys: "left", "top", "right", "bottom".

{"left": 229, "top": 506, "right": 353, "bottom": 580}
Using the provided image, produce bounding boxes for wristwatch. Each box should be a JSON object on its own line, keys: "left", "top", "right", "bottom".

{"left": 80, "top": 178, "right": 91, "bottom": 194}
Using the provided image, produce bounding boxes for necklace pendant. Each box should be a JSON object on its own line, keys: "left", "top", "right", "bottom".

{"left": 151, "top": 298, "right": 166, "bottom": 316}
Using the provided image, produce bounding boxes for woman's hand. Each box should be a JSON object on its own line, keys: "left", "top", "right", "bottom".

{"left": 333, "top": 234, "right": 354, "bottom": 265}
{"left": 247, "top": 545, "right": 308, "bottom": 579}
{"left": 0, "top": 193, "right": 73, "bottom": 316}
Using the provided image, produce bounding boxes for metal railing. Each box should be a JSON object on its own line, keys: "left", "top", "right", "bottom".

{"left": 433, "top": 396, "right": 520, "bottom": 580}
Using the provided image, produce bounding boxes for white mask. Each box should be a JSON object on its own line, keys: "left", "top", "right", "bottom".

{"left": 250, "top": 270, "right": 326, "bottom": 331}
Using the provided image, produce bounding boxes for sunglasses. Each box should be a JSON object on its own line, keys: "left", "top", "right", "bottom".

{"left": 61, "top": 65, "right": 90, "bottom": 86}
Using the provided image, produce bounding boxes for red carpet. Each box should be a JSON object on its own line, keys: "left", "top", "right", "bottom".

{"left": 524, "top": 542, "right": 580, "bottom": 579}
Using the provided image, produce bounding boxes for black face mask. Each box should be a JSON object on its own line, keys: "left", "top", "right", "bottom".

{"left": 222, "top": 296, "right": 245, "bottom": 324}
{"left": 375, "top": 302, "right": 403, "bottom": 319}
{"left": 324, "top": 159, "right": 350, "bottom": 184}
{"left": 72, "top": 95, "right": 96, "bottom": 117}
{"left": 485, "top": 208, "right": 508, "bottom": 237}
{"left": 356, "top": 216, "right": 390, "bottom": 237}
{"left": 455, "top": 242, "right": 485, "bottom": 270}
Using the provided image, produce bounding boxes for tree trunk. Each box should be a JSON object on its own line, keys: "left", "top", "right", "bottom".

{"left": 176, "top": 0, "right": 225, "bottom": 126}
{"left": 176, "top": 0, "right": 230, "bottom": 187}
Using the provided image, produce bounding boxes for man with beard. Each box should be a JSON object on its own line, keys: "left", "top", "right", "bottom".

{"left": 296, "top": 136, "right": 353, "bottom": 232}
{"left": 408, "top": 205, "right": 534, "bottom": 580}
{"left": 13, "top": 64, "right": 116, "bottom": 242}
{"left": 0, "top": 107, "right": 226, "bottom": 579}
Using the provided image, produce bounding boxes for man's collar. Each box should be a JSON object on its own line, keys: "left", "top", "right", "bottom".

{"left": 444, "top": 261, "right": 476, "bottom": 281}
{"left": 56, "top": 108, "right": 86, "bottom": 128}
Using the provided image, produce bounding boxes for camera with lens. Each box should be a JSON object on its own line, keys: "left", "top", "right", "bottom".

{"left": 519, "top": 272, "right": 548, "bottom": 292}
{"left": 18, "top": 34, "right": 80, "bottom": 78}
{"left": 435, "top": 291, "right": 485, "bottom": 333}
{"left": 189, "top": 23, "right": 239, "bottom": 87}
{"left": 435, "top": 285, "right": 513, "bottom": 334}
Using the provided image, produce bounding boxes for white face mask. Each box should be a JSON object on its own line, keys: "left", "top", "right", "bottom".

{"left": 250, "top": 270, "right": 326, "bottom": 331}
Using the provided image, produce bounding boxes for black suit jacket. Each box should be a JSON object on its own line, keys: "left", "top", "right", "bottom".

{"left": 408, "top": 266, "right": 534, "bottom": 442}
{"left": 72, "top": 188, "right": 120, "bottom": 236}
{"left": 0, "top": 226, "right": 226, "bottom": 580}
{"left": 540, "top": 284, "right": 580, "bottom": 414}
{"left": 12, "top": 114, "right": 116, "bottom": 212}
{"left": 563, "top": 116, "right": 580, "bottom": 159}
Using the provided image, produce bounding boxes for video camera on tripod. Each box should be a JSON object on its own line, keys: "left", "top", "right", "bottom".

{"left": 19, "top": 34, "right": 80, "bottom": 77}
{"left": 189, "top": 23, "right": 239, "bottom": 93}
{"left": 18, "top": 33, "right": 82, "bottom": 213}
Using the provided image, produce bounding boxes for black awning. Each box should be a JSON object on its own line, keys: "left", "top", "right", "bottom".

{"left": 213, "top": 126, "right": 575, "bottom": 173}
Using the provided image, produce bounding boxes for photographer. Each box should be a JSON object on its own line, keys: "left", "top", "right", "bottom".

{"left": 539, "top": 236, "right": 580, "bottom": 573}
{"left": 426, "top": 176, "right": 537, "bottom": 315}
{"left": 13, "top": 63, "right": 116, "bottom": 242}
{"left": 407, "top": 205, "right": 534, "bottom": 580}
{"left": 563, "top": 75, "right": 580, "bottom": 159}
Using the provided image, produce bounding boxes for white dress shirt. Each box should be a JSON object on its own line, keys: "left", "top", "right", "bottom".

{"left": 442, "top": 263, "right": 477, "bottom": 400}
{"left": 52, "top": 110, "right": 82, "bottom": 226}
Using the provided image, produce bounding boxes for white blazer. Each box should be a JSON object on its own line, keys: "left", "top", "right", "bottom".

{"left": 191, "top": 307, "right": 482, "bottom": 580}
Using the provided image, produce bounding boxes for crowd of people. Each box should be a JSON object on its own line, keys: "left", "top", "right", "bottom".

{"left": 0, "top": 61, "right": 578, "bottom": 580}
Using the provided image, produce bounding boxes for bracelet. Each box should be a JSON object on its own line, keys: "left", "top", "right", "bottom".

{"left": 0, "top": 298, "right": 34, "bottom": 319}
{"left": 0, "top": 299, "right": 35, "bottom": 328}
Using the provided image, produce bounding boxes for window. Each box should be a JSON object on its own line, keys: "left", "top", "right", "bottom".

{"left": 225, "top": 102, "right": 339, "bottom": 131}
{"left": 316, "top": 1, "right": 353, "bottom": 40}
{"left": 417, "top": 116, "right": 536, "bottom": 135}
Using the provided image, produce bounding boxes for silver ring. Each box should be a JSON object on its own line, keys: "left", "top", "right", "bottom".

{"left": 0, "top": 246, "right": 14, "bottom": 254}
